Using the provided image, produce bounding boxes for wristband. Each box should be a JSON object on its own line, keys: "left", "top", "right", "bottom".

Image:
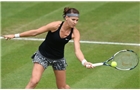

{"left": 14, "top": 34, "right": 20, "bottom": 38}
{"left": 81, "top": 59, "right": 87, "bottom": 66}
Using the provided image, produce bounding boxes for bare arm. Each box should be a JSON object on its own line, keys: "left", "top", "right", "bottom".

{"left": 3, "top": 21, "right": 61, "bottom": 39}
{"left": 73, "top": 28, "right": 85, "bottom": 62}
{"left": 72, "top": 28, "right": 93, "bottom": 68}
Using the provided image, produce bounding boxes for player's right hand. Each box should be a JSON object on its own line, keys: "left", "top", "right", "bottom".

{"left": 3, "top": 34, "right": 14, "bottom": 40}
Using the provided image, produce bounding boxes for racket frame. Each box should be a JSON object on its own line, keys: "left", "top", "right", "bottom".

{"left": 91, "top": 50, "right": 139, "bottom": 70}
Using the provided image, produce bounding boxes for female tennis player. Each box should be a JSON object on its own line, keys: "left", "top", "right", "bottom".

{"left": 4, "top": 7, "right": 93, "bottom": 89}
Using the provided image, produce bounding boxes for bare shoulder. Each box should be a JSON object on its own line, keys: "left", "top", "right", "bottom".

{"left": 73, "top": 27, "right": 79, "bottom": 33}
{"left": 46, "top": 21, "right": 62, "bottom": 32}
{"left": 72, "top": 27, "right": 80, "bottom": 39}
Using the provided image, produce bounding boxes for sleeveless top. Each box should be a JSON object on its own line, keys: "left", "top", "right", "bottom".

{"left": 39, "top": 21, "right": 73, "bottom": 59}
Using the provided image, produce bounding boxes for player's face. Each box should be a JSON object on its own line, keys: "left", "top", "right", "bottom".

{"left": 66, "top": 16, "right": 79, "bottom": 28}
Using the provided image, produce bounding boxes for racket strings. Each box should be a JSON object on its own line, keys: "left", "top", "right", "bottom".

{"left": 113, "top": 51, "right": 138, "bottom": 70}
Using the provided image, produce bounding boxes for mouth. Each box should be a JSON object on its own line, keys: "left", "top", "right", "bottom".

{"left": 72, "top": 24, "right": 76, "bottom": 27}
{"left": 71, "top": 25, "right": 75, "bottom": 28}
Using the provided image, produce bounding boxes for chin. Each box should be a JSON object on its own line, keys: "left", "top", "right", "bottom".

{"left": 71, "top": 25, "right": 75, "bottom": 28}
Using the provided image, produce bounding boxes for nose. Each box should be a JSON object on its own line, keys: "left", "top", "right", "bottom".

{"left": 74, "top": 20, "right": 77, "bottom": 24}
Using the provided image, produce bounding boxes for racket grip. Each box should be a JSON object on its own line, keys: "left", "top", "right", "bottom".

{"left": 86, "top": 63, "right": 104, "bottom": 68}
{"left": 92, "top": 63, "right": 104, "bottom": 67}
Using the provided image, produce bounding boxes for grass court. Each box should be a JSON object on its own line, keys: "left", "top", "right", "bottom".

{"left": 1, "top": 1, "right": 140, "bottom": 89}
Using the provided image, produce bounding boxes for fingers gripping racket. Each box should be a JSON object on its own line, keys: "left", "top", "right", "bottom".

{"left": 88, "top": 50, "right": 139, "bottom": 70}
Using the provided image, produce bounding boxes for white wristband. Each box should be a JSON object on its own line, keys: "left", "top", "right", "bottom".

{"left": 14, "top": 34, "right": 20, "bottom": 38}
{"left": 81, "top": 59, "right": 87, "bottom": 66}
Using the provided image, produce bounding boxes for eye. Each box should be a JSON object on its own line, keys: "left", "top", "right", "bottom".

{"left": 72, "top": 19, "right": 79, "bottom": 22}
{"left": 72, "top": 19, "right": 75, "bottom": 21}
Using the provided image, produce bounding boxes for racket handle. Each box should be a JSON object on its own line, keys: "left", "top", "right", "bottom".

{"left": 92, "top": 63, "right": 104, "bottom": 67}
{"left": 86, "top": 62, "right": 104, "bottom": 68}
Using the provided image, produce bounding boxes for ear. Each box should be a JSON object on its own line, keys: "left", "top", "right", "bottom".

{"left": 65, "top": 16, "right": 69, "bottom": 20}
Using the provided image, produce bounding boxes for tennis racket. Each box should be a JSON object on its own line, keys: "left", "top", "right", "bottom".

{"left": 88, "top": 50, "right": 139, "bottom": 70}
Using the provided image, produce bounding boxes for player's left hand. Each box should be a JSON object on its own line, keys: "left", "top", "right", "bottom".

{"left": 84, "top": 62, "right": 94, "bottom": 68}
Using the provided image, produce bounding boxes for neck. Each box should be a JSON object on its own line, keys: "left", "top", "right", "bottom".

{"left": 62, "top": 21, "right": 71, "bottom": 31}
